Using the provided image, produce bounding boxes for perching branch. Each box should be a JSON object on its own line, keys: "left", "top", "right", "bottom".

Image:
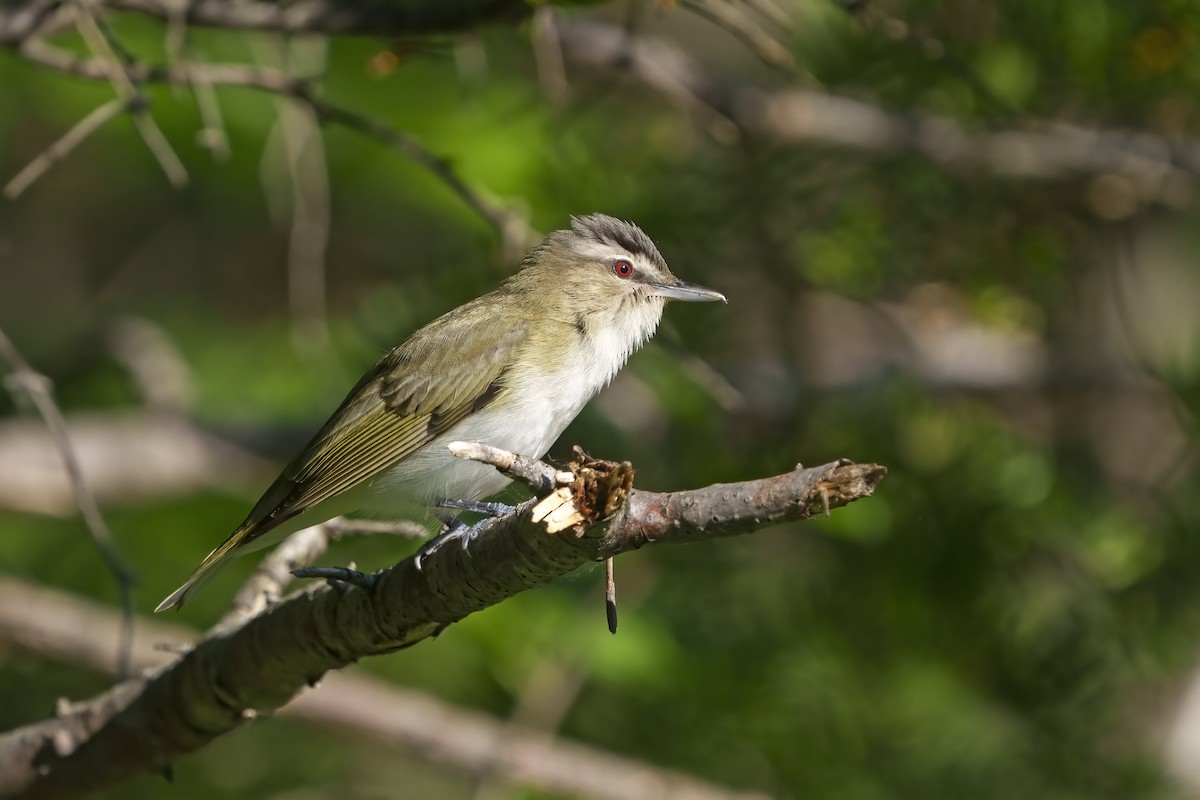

{"left": 0, "top": 575, "right": 767, "bottom": 800}
{"left": 0, "top": 447, "right": 885, "bottom": 799}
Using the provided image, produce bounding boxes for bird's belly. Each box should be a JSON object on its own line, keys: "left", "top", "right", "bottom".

{"left": 356, "top": 375, "right": 587, "bottom": 517}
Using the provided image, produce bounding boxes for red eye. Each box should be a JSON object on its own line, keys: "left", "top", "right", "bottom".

{"left": 613, "top": 259, "right": 634, "bottom": 279}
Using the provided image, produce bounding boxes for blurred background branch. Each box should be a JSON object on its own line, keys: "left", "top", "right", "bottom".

{"left": 0, "top": 328, "right": 137, "bottom": 678}
{"left": 0, "top": 575, "right": 767, "bottom": 800}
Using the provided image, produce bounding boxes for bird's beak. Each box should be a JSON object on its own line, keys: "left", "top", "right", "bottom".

{"left": 651, "top": 280, "right": 727, "bottom": 303}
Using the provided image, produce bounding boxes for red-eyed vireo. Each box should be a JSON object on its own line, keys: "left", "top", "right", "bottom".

{"left": 156, "top": 214, "right": 725, "bottom": 612}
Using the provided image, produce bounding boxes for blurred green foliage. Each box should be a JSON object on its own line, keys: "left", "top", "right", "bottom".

{"left": 3, "top": 0, "right": 1200, "bottom": 798}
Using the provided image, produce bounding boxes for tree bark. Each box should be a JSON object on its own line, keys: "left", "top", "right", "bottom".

{"left": 0, "top": 455, "right": 885, "bottom": 799}
{"left": 0, "top": 576, "right": 771, "bottom": 800}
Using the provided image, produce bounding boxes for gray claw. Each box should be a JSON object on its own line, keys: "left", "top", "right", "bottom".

{"left": 292, "top": 566, "right": 376, "bottom": 591}
{"left": 413, "top": 517, "right": 491, "bottom": 569}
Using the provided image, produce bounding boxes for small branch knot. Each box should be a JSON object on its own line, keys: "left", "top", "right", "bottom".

{"left": 529, "top": 446, "right": 636, "bottom": 535}
{"left": 566, "top": 445, "right": 635, "bottom": 534}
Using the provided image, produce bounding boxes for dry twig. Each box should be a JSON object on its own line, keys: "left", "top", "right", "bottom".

{"left": 3, "top": 97, "right": 127, "bottom": 198}
{"left": 0, "top": 327, "right": 138, "bottom": 678}
{"left": 681, "top": 0, "right": 796, "bottom": 72}
{"left": 70, "top": 3, "right": 188, "bottom": 188}
{"left": 6, "top": 38, "right": 533, "bottom": 255}
{"left": 216, "top": 523, "right": 333, "bottom": 631}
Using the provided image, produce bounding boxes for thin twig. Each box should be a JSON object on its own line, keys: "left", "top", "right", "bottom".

{"left": 605, "top": 557, "right": 617, "bottom": 634}
{"left": 0, "top": 0, "right": 66, "bottom": 44}
{"left": 18, "top": 38, "right": 529, "bottom": 250}
{"left": 216, "top": 523, "right": 333, "bottom": 632}
{"left": 70, "top": 3, "right": 188, "bottom": 187}
{"left": 128, "top": 112, "right": 189, "bottom": 186}
{"left": 219, "top": 514, "right": 429, "bottom": 631}
{"left": 325, "top": 518, "right": 428, "bottom": 539}
{"left": 15, "top": 40, "right": 518, "bottom": 254}
{"left": 742, "top": 0, "right": 794, "bottom": 30}
{"left": 550, "top": 14, "right": 742, "bottom": 144}
{"left": 530, "top": 4, "right": 567, "bottom": 105}
{"left": 3, "top": 97, "right": 126, "bottom": 198}
{"left": 680, "top": 0, "right": 796, "bottom": 72}
{"left": 104, "top": 316, "right": 193, "bottom": 412}
{"left": 31, "top": 33, "right": 533, "bottom": 259}
{"left": 0, "top": 327, "right": 137, "bottom": 678}
{"left": 274, "top": 38, "right": 332, "bottom": 350}
{"left": 18, "top": 39, "right": 306, "bottom": 93}
{"left": 189, "top": 68, "right": 232, "bottom": 160}
{"left": 447, "top": 441, "right": 568, "bottom": 494}
{"left": 99, "top": 0, "right": 532, "bottom": 37}
{"left": 162, "top": 0, "right": 186, "bottom": 65}
{"left": 554, "top": 16, "right": 1200, "bottom": 196}
{"left": 303, "top": 95, "right": 534, "bottom": 260}
{"left": 89, "top": 10, "right": 138, "bottom": 63}
{"left": 66, "top": 9, "right": 139, "bottom": 103}
{"left": 163, "top": 6, "right": 233, "bottom": 161}
{"left": 307, "top": 96, "right": 522, "bottom": 250}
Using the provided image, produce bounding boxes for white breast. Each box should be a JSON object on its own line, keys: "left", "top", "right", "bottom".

{"left": 359, "top": 304, "right": 661, "bottom": 516}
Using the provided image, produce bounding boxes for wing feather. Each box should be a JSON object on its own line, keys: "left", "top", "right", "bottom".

{"left": 240, "top": 307, "right": 530, "bottom": 540}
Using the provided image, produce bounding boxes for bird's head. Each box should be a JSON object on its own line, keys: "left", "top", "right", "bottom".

{"left": 513, "top": 214, "right": 725, "bottom": 337}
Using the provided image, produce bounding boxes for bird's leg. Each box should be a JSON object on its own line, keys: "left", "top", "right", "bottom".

{"left": 291, "top": 565, "right": 377, "bottom": 591}
{"left": 438, "top": 498, "right": 517, "bottom": 517}
{"left": 412, "top": 499, "right": 517, "bottom": 570}
{"left": 413, "top": 517, "right": 473, "bottom": 571}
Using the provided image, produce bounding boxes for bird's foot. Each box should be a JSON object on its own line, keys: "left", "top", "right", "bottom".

{"left": 291, "top": 566, "right": 377, "bottom": 591}
{"left": 437, "top": 498, "right": 516, "bottom": 517}
{"left": 412, "top": 523, "right": 472, "bottom": 571}
{"left": 413, "top": 499, "right": 517, "bottom": 570}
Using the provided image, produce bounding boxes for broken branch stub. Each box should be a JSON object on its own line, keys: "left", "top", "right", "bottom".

{"left": 530, "top": 446, "right": 635, "bottom": 536}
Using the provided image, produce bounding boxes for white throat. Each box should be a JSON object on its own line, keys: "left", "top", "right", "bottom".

{"left": 521, "top": 293, "right": 665, "bottom": 439}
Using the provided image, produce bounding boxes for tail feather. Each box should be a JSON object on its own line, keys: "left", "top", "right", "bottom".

{"left": 154, "top": 524, "right": 251, "bottom": 612}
